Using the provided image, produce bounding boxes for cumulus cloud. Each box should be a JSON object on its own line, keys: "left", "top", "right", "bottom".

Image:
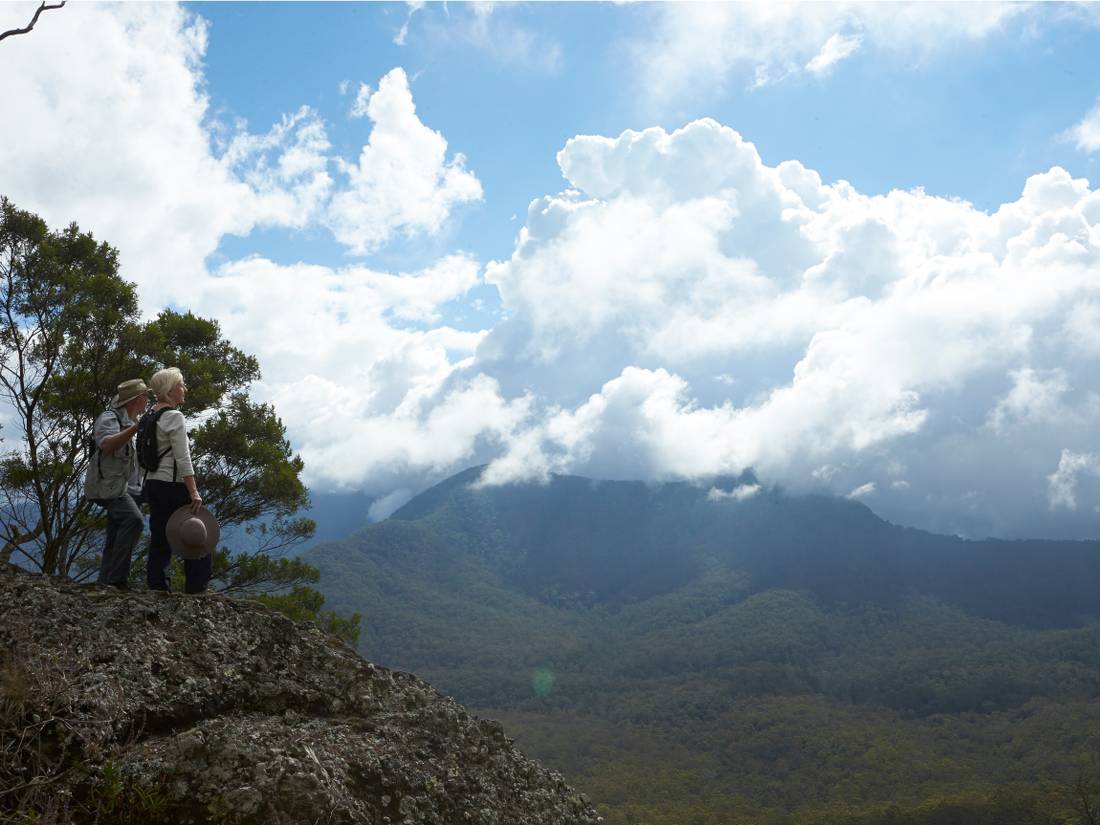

{"left": 1, "top": 3, "right": 481, "bottom": 310}
{"left": 634, "top": 3, "right": 1026, "bottom": 105}
{"left": 471, "top": 119, "right": 1100, "bottom": 538}
{"left": 4, "top": 2, "right": 1100, "bottom": 538}
{"left": 188, "top": 254, "right": 499, "bottom": 494}
{"left": 327, "top": 68, "right": 484, "bottom": 255}
{"left": 222, "top": 106, "right": 334, "bottom": 230}
{"left": 1065, "top": 98, "right": 1100, "bottom": 154}
{"left": 806, "top": 33, "right": 863, "bottom": 76}
{"left": 1048, "top": 450, "right": 1100, "bottom": 510}
{"left": 349, "top": 83, "right": 373, "bottom": 119}
{"left": 0, "top": 2, "right": 496, "bottom": 507}
{"left": 0, "top": 3, "right": 256, "bottom": 310}
{"left": 986, "top": 368, "right": 1070, "bottom": 434}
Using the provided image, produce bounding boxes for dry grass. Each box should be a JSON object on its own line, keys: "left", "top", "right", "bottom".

{"left": 0, "top": 624, "right": 122, "bottom": 824}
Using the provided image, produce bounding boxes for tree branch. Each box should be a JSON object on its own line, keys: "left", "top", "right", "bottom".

{"left": 0, "top": 2, "right": 66, "bottom": 44}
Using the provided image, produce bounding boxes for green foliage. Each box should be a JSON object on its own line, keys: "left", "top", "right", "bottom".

{"left": 0, "top": 199, "right": 314, "bottom": 573}
{"left": 89, "top": 761, "right": 169, "bottom": 824}
{"left": 136, "top": 309, "right": 259, "bottom": 411}
{"left": 306, "top": 469, "right": 1100, "bottom": 825}
{"left": 0, "top": 197, "right": 140, "bottom": 575}
{"left": 210, "top": 547, "right": 320, "bottom": 594}
{"left": 255, "top": 585, "right": 362, "bottom": 646}
{"left": 191, "top": 392, "right": 313, "bottom": 554}
{"left": 0, "top": 198, "right": 357, "bottom": 652}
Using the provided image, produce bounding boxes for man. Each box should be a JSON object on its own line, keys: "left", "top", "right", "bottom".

{"left": 84, "top": 378, "right": 149, "bottom": 588}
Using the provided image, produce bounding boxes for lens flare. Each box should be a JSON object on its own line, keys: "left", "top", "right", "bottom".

{"left": 532, "top": 668, "right": 554, "bottom": 698}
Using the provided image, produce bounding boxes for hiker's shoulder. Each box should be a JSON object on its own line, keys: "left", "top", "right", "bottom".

{"left": 155, "top": 408, "right": 185, "bottom": 429}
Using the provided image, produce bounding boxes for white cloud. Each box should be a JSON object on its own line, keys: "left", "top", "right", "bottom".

{"left": 1065, "top": 98, "right": 1100, "bottom": 153}
{"left": 0, "top": 4, "right": 496, "bottom": 496}
{"left": 986, "top": 368, "right": 1070, "bottom": 434}
{"left": 189, "top": 254, "right": 498, "bottom": 492}
{"left": 1048, "top": 450, "right": 1100, "bottom": 510}
{"left": 1064, "top": 301, "right": 1100, "bottom": 356}
{"left": 0, "top": 3, "right": 256, "bottom": 311}
{"left": 349, "top": 82, "right": 372, "bottom": 119}
{"left": 0, "top": 6, "right": 483, "bottom": 304}
{"left": 418, "top": 2, "right": 563, "bottom": 73}
{"left": 222, "top": 106, "right": 334, "bottom": 230}
{"left": 848, "top": 482, "right": 876, "bottom": 499}
{"left": 634, "top": 3, "right": 1026, "bottom": 105}
{"left": 327, "top": 68, "right": 484, "bottom": 255}
{"left": 5, "top": 2, "right": 1100, "bottom": 539}
{"left": 806, "top": 33, "right": 863, "bottom": 76}
{"left": 471, "top": 119, "right": 1100, "bottom": 538}
{"left": 708, "top": 483, "right": 762, "bottom": 502}
{"left": 1, "top": 3, "right": 482, "bottom": 309}
{"left": 394, "top": 1, "right": 425, "bottom": 46}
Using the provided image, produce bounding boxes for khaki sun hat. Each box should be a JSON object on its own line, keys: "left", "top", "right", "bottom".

{"left": 110, "top": 378, "right": 150, "bottom": 409}
{"left": 165, "top": 505, "right": 220, "bottom": 560}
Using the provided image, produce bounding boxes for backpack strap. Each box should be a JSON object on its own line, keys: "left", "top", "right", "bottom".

{"left": 95, "top": 407, "right": 128, "bottom": 481}
{"left": 142, "top": 408, "right": 176, "bottom": 486}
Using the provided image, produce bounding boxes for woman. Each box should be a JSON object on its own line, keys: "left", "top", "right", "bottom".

{"left": 145, "top": 367, "right": 209, "bottom": 593}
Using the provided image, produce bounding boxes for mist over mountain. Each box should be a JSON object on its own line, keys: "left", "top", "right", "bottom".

{"left": 305, "top": 466, "right": 1100, "bottom": 824}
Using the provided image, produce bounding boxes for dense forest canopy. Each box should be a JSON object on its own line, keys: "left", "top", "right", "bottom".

{"left": 307, "top": 467, "right": 1100, "bottom": 824}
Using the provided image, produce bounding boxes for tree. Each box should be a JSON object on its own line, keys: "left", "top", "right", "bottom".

{"left": 0, "top": 198, "right": 356, "bottom": 641}
{"left": 0, "top": 197, "right": 136, "bottom": 575}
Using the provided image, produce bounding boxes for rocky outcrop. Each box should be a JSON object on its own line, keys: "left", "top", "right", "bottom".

{"left": 0, "top": 565, "right": 601, "bottom": 824}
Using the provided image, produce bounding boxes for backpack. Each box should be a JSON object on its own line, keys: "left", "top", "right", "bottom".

{"left": 135, "top": 407, "right": 172, "bottom": 473}
{"left": 84, "top": 408, "right": 130, "bottom": 508}
{"left": 86, "top": 408, "right": 125, "bottom": 460}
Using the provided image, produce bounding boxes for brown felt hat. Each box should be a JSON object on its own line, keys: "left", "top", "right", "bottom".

{"left": 165, "top": 505, "right": 220, "bottom": 560}
{"left": 111, "top": 378, "right": 150, "bottom": 409}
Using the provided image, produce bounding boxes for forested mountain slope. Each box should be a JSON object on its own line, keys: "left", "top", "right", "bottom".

{"left": 306, "top": 467, "right": 1100, "bottom": 824}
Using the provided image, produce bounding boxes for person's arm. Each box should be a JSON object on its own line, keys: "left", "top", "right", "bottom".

{"left": 99, "top": 421, "right": 138, "bottom": 454}
{"left": 183, "top": 474, "right": 203, "bottom": 514}
{"left": 164, "top": 411, "right": 202, "bottom": 513}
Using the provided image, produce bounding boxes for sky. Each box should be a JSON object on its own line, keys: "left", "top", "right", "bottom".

{"left": 2, "top": 1, "right": 1100, "bottom": 540}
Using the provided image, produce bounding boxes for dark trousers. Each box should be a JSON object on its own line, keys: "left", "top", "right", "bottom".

{"left": 146, "top": 479, "right": 212, "bottom": 594}
{"left": 97, "top": 493, "right": 143, "bottom": 586}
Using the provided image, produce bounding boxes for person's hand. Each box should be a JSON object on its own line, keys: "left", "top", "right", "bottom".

{"left": 190, "top": 494, "right": 203, "bottom": 514}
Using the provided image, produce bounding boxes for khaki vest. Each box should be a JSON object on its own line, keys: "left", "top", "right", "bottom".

{"left": 83, "top": 409, "right": 138, "bottom": 502}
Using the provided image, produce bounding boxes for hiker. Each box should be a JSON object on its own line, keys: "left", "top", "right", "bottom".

{"left": 143, "top": 367, "right": 211, "bottom": 594}
{"left": 84, "top": 379, "right": 150, "bottom": 588}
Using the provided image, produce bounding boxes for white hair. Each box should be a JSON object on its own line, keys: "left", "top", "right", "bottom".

{"left": 149, "top": 367, "right": 184, "bottom": 400}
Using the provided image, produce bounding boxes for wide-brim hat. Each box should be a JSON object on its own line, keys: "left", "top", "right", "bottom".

{"left": 165, "top": 505, "right": 220, "bottom": 560}
{"left": 111, "top": 378, "right": 150, "bottom": 408}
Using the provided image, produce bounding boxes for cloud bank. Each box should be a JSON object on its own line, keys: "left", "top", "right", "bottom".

{"left": 0, "top": 4, "right": 481, "bottom": 312}
{"left": 3, "top": 3, "right": 1098, "bottom": 539}
{"left": 471, "top": 120, "right": 1100, "bottom": 538}
{"left": 633, "top": 2, "right": 1026, "bottom": 104}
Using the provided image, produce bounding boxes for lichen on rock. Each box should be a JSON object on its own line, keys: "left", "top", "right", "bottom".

{"left": 0, "top": 564, "right": 601, "bottom": 824}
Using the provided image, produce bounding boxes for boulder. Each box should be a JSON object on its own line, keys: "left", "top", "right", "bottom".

{"left": 0, "top": 564, "right": 601, "bottom": 824}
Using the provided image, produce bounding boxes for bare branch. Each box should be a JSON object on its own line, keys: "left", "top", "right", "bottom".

{"left": 0, "top": 2, "right": 66, "bottom": 44}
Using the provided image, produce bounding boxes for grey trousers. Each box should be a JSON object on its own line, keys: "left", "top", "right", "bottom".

{"left": 97, "top": 493, "right": 144, "bottom": 586}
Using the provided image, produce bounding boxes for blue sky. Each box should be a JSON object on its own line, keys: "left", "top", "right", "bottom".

{"left": 3, "top": 2, "right": 1100, "bottom": 539}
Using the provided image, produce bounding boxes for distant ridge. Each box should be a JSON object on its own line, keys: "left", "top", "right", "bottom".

{"left": 305, "top": 466, "right": 1100, "bottom": 824}
{"left": 363, "top": 465, "right": 1100, "bottom": 626}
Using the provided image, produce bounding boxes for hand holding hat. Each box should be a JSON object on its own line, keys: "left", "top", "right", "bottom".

{"left": 165, "top": 504, "right": 220, "bottom": 560}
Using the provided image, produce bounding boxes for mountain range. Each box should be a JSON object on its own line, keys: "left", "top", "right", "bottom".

{"left": 305, "top": 466, "right": 1100, "bottom": 824}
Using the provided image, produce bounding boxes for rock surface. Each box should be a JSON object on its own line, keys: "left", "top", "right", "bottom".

{"left": 0, "top": 564, "right": 601, "bottom": 824}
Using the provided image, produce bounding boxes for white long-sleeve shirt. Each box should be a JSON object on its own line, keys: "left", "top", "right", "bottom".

{"left": 144, "top": 408, "right": 195, "bottom": 481}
